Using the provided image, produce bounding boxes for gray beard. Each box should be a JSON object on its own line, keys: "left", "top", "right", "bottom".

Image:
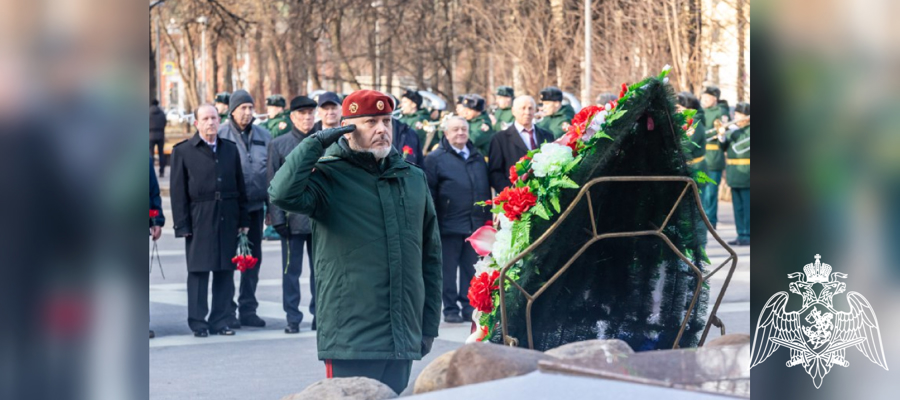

{"left": 349, "top": 140, "right": 391, "bottom": 160}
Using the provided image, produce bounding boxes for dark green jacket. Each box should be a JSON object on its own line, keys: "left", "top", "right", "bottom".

{"left": 219, "top": 114, "right": 228, "bottom": 124}
{"left": 268, "top": 137, "right": 442, "bottom": 360}
{"left": 722, "top": 124, "right": 750, "bottom": 188}
{"left": 398, "top": 109, "right": 433, "bottom": 151}
{"left": 492, "top": 107, "right": 514, "bottom": 131}
{"left": 684, "top": 108, "right": 707, "bottom": 173}
{"left": 265, "top": 111, "right": 293, "bottom": 138}
{"left": 536, "top": 104, "right": 576, "bottom": 139}
{"left": 703, "top": 105, "right": 728, "bottom": 171}
{"left": 467, "top": 112, "right": 495, "bottom": 157}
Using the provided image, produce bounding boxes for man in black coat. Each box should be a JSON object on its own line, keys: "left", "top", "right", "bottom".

{"left": 424, "top": 116, "right": 492, "bottom": 323}
{"left": 392, "top": 118, "right": 424, "bottom": 166}
{"left": 488, "top": 95, "right": 554, "bottom": 193}
{"left": 267, "top": 96, "right": 319, "bottom": 334}
{"left": 150, "top": 99, "right": 167, "bottom": 177}
{"left": 170, "top": 104, "right": 250, "bottom": 337}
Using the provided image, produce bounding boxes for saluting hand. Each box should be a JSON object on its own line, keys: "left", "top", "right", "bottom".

{"left": 312, "top": 125, "right": 356, "bottom": 148}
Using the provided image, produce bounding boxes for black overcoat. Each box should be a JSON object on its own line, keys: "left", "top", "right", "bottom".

{"left": 170, "top": 133, "right": 250, "bottom": 272}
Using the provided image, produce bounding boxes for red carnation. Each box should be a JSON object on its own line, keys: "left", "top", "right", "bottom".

{"left": 402, "top": 145, "right": 413, "bottom": 156}
{"left": 509, "top": 165, "right": 519, "bottom": 184}
{"left": 468, "top": 270, "right": 500, "bottom": 313}
{"left": 496, "top": 186, "right": 537, "bottom": 221}
{"left": 619, "top": 83, "right": 628, "bottom": 98}
{"left": 149, "top": 209, "right": 159, "bottom": 218}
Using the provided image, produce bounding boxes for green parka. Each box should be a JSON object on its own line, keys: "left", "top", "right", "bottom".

{"left": 268, "top": 137, "right": 442, "bottom": 360}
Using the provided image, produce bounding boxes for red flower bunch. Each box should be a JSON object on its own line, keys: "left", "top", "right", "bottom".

{"left": 485, "top": 186, "right": 537, "bottom": 221}
{"left": 468, "top": 270, "right": 500, "bottom": 313}
{"left": 233, "top": 232, "right": 257, "bottom": 272}
{"left": 508, "top": 165, "right": 518, "bottom": 184}
{"left": 149, "top": 209, "right": 159, "bottom": 219}
{"left": 619, "top": 83, "right": 628, "bottom": 98}
{"left": 571, "top": 105, "right": 603, "bottom": 127}
{"left": 402, "top": 145, "right": 413, "bottom": 156}
{"left": 232, "top": 255, "right": 259, "bottom": 272}
{"left": 682, "top": 117, "right": 694, "bottom": 132}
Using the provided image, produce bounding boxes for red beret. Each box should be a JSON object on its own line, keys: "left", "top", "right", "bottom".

{"left": 341, "top": 90, "right": 394, "bottom": 119}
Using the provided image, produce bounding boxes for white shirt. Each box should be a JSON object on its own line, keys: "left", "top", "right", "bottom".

{"left": 201, "top": 135, "right": 217, "bottom": 153}
{"left": 452, "top": 145, "right": 468, "bottom": 160}
{"left": 515, "top": 121, "right": 537, "bottom": 150}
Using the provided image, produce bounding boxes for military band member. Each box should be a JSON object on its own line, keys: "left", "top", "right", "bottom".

{"left": 491, "top": 86, "right": 515, "bottom": 131}
{"left": 536, "top": 86, "right": 575, "bottom": 139}
{"left": 719, "top": 102, "right": 750, "bottom": 246}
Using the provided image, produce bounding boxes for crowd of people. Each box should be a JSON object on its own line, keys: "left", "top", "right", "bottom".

{"left": 149, "top": 82, "right": 749, "bottom": 393}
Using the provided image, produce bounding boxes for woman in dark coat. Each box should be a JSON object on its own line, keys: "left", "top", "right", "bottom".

{"left": 170, "top": 104, "right": 250, "bottom": 336}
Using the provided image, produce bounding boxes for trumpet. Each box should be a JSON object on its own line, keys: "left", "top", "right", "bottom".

{"left": 712, "top": 116, "right": 750, "bottom": 137}
{"left": 422, "top": 113, "right": 456, "bottom": 155}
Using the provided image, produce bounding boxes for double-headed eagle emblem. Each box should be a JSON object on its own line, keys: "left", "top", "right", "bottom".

{"left": 751, "top": 255, "right": 888, "bottom": 388}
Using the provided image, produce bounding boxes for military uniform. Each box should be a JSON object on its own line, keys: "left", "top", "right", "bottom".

{"left": 722, "top": 103, "right": 750, "bottom": 245}
{"left": 700, "top": 103, "right": 728, "bottom": 227}
{"left": 268, "top": 90, "right": 441, "bottom": 394}
{"left": 462, "top": 95, "right": 494, "bottom": 156}
{"left": 265, "top": 95, "right": 294, "bottom": 138}
{"left": 685, "top": 108, "right": 707, "bottom": 173}
{"left": 399, "top": 109, "right": 433, "bottom": 151}
{"left": 492, "top": 86, "right": 515, "bottom": 131}
{"left": 215, "top": 92, "right": 231, "bottom": 124}
{"left": 536, "top": 87, "right": 575, "bottom": 139}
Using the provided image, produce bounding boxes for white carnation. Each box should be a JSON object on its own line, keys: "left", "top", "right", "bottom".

{"left": 491, "top": 228, "right": 514, "bottom": 267}
{"left": 473, "top": 256, "right": 496, "bottom": 275}
{"left": 531, "top": 143, "right": 575, "bottom": 178}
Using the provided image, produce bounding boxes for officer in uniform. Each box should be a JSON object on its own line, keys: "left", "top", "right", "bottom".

{"left": 461, "top": 94, "right": 494, "bottom": 156}
{"left": 676, "top": 92, "right": 707, "bottom": 174}
{"left": 397, "top": 89, "right": 433, "bottom": 151}
{"left": 492, "top": 86, "right": 515, "bottom": 131}
{"left": 265, "top": 95, "right": 294, "bottom": 138}
{"left": 215, "top": 92, "right": 231, "bottom": 124}
{"left": 536, "top": 86, "right": 575, "bottom": 139}
{"left": 269, "top": 90, "right": 442, "bottom": 394}
{"left": 700, "top": 86, "right": 728, "bottom": 228}
{"left": 718, "top": 102, "right": 750, "bottom": 246}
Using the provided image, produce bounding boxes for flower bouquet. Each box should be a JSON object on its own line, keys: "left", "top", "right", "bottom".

{"left": 232, "top": 232, "right": 258, "bottom": 272}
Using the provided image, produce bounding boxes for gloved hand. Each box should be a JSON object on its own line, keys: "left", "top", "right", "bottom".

{"left": 273, "top": 224, "right": 290, "bottom": 238}
{"left": 421, "top": 336, "right": 435, "bottom": 357}
{"left": 312, "top": 125, "right": 356, "bottom": 148}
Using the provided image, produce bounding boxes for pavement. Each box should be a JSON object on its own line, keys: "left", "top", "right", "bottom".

{"left": 149, "top": 170, "right": 750, "bottom": 399}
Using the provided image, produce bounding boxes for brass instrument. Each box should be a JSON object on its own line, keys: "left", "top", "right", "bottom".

{"left": 421, "top": 113, "right": 455, "bottom": 155}
{"left": 712, "top": 116, "right": 750, "bottom": 137}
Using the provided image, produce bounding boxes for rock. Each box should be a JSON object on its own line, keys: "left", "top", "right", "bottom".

{"left": 412, "top": 350, "right": 456, "bottom": 394}
{"left": 544, "top": 339, "right": 633, "bottom": 363}
{"left": 445, "top": 342, "right": 557, "bottom": 389}
{"left": 705, "top": 333, "right": 751, "bottom": 347}
{"left": 280, "top": 377, "right": 397, "bottom": 400}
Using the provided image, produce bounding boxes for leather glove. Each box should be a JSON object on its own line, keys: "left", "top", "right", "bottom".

{"left": 273, "top": 224, "right": 290, "bottom": 238}
{"left": 312, "top": 125, "right": 356, "bottom": 148}
{"left": 421, "top": 336, "right": 435, "bottom": 357}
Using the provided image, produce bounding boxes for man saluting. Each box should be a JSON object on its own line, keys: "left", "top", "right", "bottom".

{"left": 268, "top": 90, "right": 442, "bottom": 394}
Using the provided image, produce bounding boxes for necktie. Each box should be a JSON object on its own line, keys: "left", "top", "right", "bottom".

{"left": 459, "top": 149, "right": 468, "bottom": 160}
{"left": 525, "top": 129, "right": 537, "bottom": 150}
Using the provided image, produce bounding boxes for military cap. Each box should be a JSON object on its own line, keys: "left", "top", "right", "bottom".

{"left": 734, "top": 102, "right": 750, "bottom": 116}
{"left": 539, "top": 86, "right": 563, "bottom": 102}
{"left": 703, "top": 86, "right": 721, "bottom": 99}
{"left": 402, "top": 89, "right": 423, "bottom": 108}
{"left": 342, "top": 90, "right": 394, "bottom": 119}
{"left": 317, "top": 91, "right": 342, "bottom": 107}
{"left": 462, "top": 94, "right": 485, "bottom": 112}
{"left": 214, "top": 91, "right": 231, "bottom": 104}
{"left": 456, "top": 95, "right": 465, "bottom": 105}
{"left": 290, "top": 95, "right": 317, "bottom": 112}
{"left": 266, "top": 95, "right": 286, "bottom": 108}
{"left": 495, "top": 86, "right": 514, "bottom": 98}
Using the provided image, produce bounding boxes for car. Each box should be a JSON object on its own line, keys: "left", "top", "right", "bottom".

{"left": 166, "top": 108, "right": 194, "bottom": 125}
